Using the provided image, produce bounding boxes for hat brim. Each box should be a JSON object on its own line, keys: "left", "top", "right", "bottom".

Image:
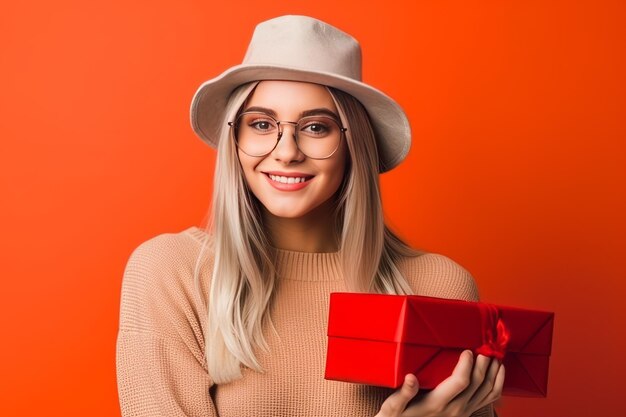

{"left": 190, "top": 64, "right": 410, "bottom": 172}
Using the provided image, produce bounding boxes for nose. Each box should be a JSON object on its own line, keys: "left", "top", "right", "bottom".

{"left": 272, "top": 123, "right": 304, "bottom": 163}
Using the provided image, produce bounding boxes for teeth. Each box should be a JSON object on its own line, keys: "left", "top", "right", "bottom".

{"left": 269, "top": 174, "right": 309, "bottom": 184}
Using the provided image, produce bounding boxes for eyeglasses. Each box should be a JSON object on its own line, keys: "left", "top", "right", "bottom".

{"left": 228, "top": 111, "right": 347, "bottom": 159}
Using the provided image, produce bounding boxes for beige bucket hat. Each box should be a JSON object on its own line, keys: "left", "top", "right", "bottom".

{"left": 190, "top": 15, "right": 411, "bottom": 172}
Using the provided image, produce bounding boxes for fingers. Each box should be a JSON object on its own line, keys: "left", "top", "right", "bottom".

{"left": 428, "top": 350, "right": 474, "bottom": 404}
{"left": 376, "top": 374, "right": 420, "bottom": 417}
{"left": 476, "top": 363, "right": 505, "bottom": 409}
{"left": 466, "top": 356, "right": 500, "bottom": 407}
{"left": 468, "top": 354, "right": 492, "bottom": 394}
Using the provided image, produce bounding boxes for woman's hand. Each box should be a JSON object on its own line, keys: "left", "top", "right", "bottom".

{"left": 375, "top": 350, "right": 505, "bottom": 417}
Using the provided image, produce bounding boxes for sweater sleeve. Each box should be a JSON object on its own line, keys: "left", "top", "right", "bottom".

{"left": 115, "top": 233, "right": 218, "bottom": 417}
{"left": 401, "top": 253, "right": 497, "bottom": 417}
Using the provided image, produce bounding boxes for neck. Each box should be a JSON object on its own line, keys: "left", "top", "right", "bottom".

{"left": 262, "top": 198, "right": 341, "bottom": 253}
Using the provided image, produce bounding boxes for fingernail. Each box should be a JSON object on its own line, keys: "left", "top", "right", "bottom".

{"left": 405, "top": 374, "right": 416, "bottom": 388}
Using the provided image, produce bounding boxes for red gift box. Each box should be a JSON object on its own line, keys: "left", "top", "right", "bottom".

{"left": 324, "top": 292, "right": 554, "bottom": 397}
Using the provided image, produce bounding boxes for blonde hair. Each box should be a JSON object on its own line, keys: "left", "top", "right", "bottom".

{"left": 193, "top": 81, "right": 423, "bottom": 384}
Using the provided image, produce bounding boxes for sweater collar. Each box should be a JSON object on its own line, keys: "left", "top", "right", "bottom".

{"left": 273, "top": 246, "right": 342, "bottom": 281}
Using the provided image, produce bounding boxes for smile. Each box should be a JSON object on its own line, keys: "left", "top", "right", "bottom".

{"left": 268, "top": 174, "right": 312, "bottom": 184}
{"left": 263, "top": 173, "right": 314, "bottom": 191}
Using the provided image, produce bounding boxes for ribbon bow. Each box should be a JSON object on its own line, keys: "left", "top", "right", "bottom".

{"left": 475, "top": 303, "right": 510, "bottom": 361}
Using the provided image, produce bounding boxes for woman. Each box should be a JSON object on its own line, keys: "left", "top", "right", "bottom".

{"left": 116, "top": 15, "right": 504, "bottom": 417}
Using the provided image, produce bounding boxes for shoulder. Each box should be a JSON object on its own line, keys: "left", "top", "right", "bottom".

{"left": 122, "top": 226, "right": 214, "bottom": 298}
{"left": 126, "top": 225, "right": 213, "bottom": 268}
{"left": 118, "top": 226, "right": 215, "bottom": 337}
{"left": 396, "top": 252, "right": 480, "bottom": 302}
{"left": 125, "top": 225, "right": 213, "bottom": 265}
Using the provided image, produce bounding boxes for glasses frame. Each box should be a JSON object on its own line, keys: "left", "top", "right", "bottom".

{"left": 228, "top": 111, "right": 348, "bottom": 160}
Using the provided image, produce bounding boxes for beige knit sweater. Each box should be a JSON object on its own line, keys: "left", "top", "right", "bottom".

{"left": 116, "top": 226, "right": 496, "bottom": 417}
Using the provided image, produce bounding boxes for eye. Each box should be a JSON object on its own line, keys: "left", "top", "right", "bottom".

{"left": 244, "top": 115, "right": 277, "bottom": 134}
{"left": 251, "top": 120, "right": 273, "bottom": 131}
{"left": 300, "top": 120, "right": 331, "bottom": 136}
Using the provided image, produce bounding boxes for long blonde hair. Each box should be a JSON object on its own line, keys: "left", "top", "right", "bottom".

{"left": 193, "top": 81, "right": 422, "bottom": 384}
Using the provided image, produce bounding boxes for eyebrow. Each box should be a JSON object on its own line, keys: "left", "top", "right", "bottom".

{"left": 243, "top": 106, "right": 340, "bottom": 120}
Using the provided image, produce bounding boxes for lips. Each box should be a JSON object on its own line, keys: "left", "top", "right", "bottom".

{"left": 262, "top": 171, "right": 314, "bottom": 191}
{"left": 267, "top": 174, "right": 313, "bottom": 184}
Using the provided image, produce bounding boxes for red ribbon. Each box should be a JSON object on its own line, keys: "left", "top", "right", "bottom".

{"left": 475, "top": 303, "right": 510, "bottom": 361}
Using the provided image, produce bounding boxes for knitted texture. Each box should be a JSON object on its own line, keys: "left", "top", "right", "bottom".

{"left": 116, "top": 226, "right": 496, "bottom": 417}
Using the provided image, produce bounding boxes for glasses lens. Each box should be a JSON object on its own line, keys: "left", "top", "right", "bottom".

{"left": 296, "top": 116, "right": 342, "bottom": 159}
{"left": 234, "top": 112, "right": 279, "bottom": 156}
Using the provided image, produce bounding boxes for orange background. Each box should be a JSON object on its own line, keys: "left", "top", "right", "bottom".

{"left": 1, "top": 1, "right": 624, "bottom": 416}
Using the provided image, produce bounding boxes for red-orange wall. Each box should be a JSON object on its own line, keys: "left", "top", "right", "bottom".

{"left": 1, "top": 1, "right": 624, "bottom": 416}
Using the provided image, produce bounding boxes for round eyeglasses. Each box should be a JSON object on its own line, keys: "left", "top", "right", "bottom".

{"left": 228, "top": 111, "right": 347, "bottom": 159}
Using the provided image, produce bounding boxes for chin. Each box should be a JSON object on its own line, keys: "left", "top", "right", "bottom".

{"left": 257, "top": 193, "right": 340, "bottom": 221}
{"left": 265, "top": 206, "right": 312, "bottom": 219}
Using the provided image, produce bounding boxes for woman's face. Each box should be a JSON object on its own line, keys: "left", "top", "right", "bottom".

{"left": 236, "top": 80, "right": 348, "bottom": 220}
